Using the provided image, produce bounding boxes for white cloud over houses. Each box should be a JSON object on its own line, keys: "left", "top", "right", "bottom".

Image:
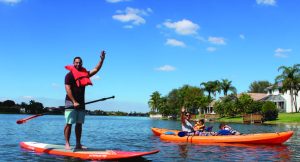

{"left": 163, "top": 19, "right": 199, "bottom": 35}
{"left": 165, "top": 38, "right": 186, "bottom": 47}
{"left": 0, "top": 0, "right": 21, "bottom": 4}
{"left": 256, "top": 0, "right": 276, "bottom": 6}
{"left": 274, "top": 48, "right": 292, "bottom": 58}
{"left": 206, "top": 47, "right": 217, "bottom": 52}
{"left": 106, "top": 0, "right": 130, "bottom": 3}
{"left": 112, "top": 7, "right": 152, "bottom": 27}
{"left": 208, "top": 36, "right": 226, "bottom": 45}
{"left": 155, "top": 65, "right": 176, "bottom": 72}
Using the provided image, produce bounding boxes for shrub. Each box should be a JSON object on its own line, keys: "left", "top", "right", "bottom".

{"left": 262, "top": 101, "right": 278, "bottom": 121}
{"left": 236, "top": 93, "right": 253, "bottom": 114}
{"left": 248, "top": 101, "right": 264, "bottom": 114}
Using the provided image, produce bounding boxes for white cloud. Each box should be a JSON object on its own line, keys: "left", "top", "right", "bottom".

{"left": 206, "top": 47, "right": 217, "bottom": 52}
{"left": 274, "top": 48, "right": 292, "bottom": 58}
{"left": 195, "top": 36, "right": 206, "bottom": 42}
{"left": 51, "top": 83, "right": 60, "bottom": 89}
{"left": 124, "top": 25, "right": 133, "bottom": 29}
{"left": 112, "top": 7, "right": 152, "bottom": 26}
{"left": 275, "top": 48, "right": 292, "bottom": 53}
{"left": 91, "top": 75, "right": 101, "bottom": 81}
{"left": 155, "top": 65, "right": 176, "bottom": 72}
{"left": 274, "top": 53, "right": 288, "bottom": 58}
{"left": 165, "top": 38, "right": 186, "bottom": 47}
{"left": 256, "top": 0, "right": 276, "bottom": 6}
{"left": 163, "top": 19, "right": 199, "bottom": 35}
{"left": 0, "top": 0, "right": 21, "bottom": 4}
{"left": 106, "top": 0, "right": 130, "bottom": 3}
{"left": 22, "top": 96, "right": 34, "bottom": 99}
{"left": 0, "top": 97, "right": 8, "bottom": 101}
{"left": 208, "top": 36, "right": 226, "bottom": 45}
{"left": 239, "top": 34, "right": 245, "bottom": 39}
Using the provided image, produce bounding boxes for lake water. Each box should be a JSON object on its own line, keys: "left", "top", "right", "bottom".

{"left": 1, "top": 114, "right": 300, "bottom": 161}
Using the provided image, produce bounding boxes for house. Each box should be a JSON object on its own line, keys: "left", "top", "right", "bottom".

{"left": 262, "top": 86, "right": 300, "bottom": 113}
{"left": 149, "top": 114, "right": 162, "bottom": 119}
{"left": 206, "top": 100, "right": 216, "bottom": 114}
{"left": 208, "top": 88, "right": 300, "bottom": 113}
{"left": 20, "top": 107, "right": 26, "bottom": 114}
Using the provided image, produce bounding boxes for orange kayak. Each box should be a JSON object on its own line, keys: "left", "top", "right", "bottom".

{"left": 152, "top": 128, "right": 293, "bottom": 144}
{"left": 151, "top": 127, "right": 180, "bottom": 136}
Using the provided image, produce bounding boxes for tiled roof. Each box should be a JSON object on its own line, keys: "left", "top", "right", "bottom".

{"left": 260, "top": 95, "right": 285, "bottom": 102}
{"left": 237, "top": 93, "right": 268, "bottom": 101}
{"left": 208, "top": 100, "right": 216, "bottom": 107}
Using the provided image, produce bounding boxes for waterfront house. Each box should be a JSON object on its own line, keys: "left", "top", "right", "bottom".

{"left": 262, "top": 86, "right": 300, "bottom": 113}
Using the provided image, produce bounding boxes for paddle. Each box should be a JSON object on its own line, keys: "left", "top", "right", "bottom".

{"left": 16, "top": 96, "right": 115, "bottom": 124}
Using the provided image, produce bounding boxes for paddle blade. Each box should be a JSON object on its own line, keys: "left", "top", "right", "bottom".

{"left": 16, "top": 114, "right": 43, "bottom": 125}
{"left": 178, "top": 131, "right": 186, "bottom": 137}
{"left": 16, "top": 120, "right": 26, "bottom": 124}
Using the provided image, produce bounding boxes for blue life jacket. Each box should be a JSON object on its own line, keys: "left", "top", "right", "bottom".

{"left": 218, "top": 130, "right": 232, "bottom": 135}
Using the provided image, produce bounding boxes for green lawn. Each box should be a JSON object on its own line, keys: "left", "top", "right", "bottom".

{"left": 217, "top": 117, "right": 243, "bottom": 123}
{"left": 265, "top": 113, "right": 300, "bottom": 124}
{"left": 216, "top": 113, "right": 300, "bottom": 124}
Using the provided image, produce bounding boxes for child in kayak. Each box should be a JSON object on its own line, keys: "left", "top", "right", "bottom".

{"left": 218, "top": 123, "right": 241, "bottom": 135}
{"left": 194, "top": 119, "right": 205, "bottom": 135}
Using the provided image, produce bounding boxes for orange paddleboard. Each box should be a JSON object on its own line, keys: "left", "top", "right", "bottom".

{"left": 20, "top": 142, "right": 159, "bottom": 160}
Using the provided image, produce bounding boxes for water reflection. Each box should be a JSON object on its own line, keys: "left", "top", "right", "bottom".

{"left": 178, "top": 144, "right": 188, "bottom": 158}
{"left": 174, "top": 141, "right": 291, "bottom": 161}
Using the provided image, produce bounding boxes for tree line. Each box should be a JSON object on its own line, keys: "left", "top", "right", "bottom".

{"left": 0, "top": 100, "right": 45, "bottom": 114}
{"left": 0, "top": 100, "right": 148, "bottom": 116}
{"left": 148, "top": 64, "right": 300, "bottom": 119}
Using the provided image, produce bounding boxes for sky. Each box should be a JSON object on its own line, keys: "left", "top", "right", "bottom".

{"left": 0, "top": 0, "right": 299, "bottom": 112}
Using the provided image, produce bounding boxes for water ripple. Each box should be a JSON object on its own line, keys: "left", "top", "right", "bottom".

{"left": 1, "top": 114, "right": 300, "bottom": 161}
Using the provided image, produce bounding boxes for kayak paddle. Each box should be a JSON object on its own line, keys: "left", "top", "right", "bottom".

{"left": 16, "top": 96, "right": 115, "bottom": 124}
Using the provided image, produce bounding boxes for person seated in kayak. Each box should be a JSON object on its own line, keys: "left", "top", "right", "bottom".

{"left": 217, "top": 123, "right": 241, "bottom": 135}
{"left": 193, "top": 119, "right": 205, "bottom": 135}
{"left": 181, "top": 107, "right": 194, "bottom": 135}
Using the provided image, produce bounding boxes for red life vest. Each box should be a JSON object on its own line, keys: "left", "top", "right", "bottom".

{"left": 65, "top": 65, "right": 93, "bottom": 87}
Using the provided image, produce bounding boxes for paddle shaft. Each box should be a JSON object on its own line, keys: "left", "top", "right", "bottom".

{"left": 16, "top": 96, "right": 115, "bottom": 124}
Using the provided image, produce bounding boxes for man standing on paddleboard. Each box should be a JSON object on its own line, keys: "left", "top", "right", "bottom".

{"left": 64, "top": 51, "right": 106, "bottom": 150}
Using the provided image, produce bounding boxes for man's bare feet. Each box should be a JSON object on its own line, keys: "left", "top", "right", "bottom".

{"left": 75, "top": 144, "right": 87, "bottom": 150}
{"left": 65, "top": 143, "right": 71, "bottom": 150}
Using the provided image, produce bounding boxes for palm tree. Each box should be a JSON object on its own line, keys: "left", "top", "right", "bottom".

{"left": 275, "top": 64, "right": 300, "bottom": 112}
{"left": 220, "top": 79, "right": 237, "bottom": 96}
{"left": 293, "top": 77, "right": 300, "bottom": 112}
{"left": 211, "top": 80, "right": 221, "bottom": 99}
{"left": 148, "top": 91, "right": 161, "bottom": 113}
{"left": 200, "top": 82, "right": 213, "bottom": 99}
{"left": 201, "top": 80, "right": 221, "bottom": 99}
